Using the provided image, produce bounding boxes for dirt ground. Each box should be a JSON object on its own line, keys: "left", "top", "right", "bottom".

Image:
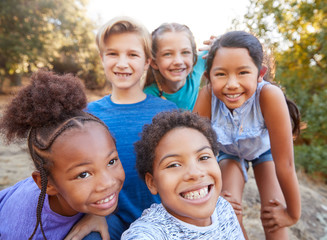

{"left": 1, "top": 92, "right": 327, "bottom": 240}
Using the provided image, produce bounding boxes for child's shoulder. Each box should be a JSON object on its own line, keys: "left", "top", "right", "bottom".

{"left": 130, "top": 203, "right": 166, "bottom": 223}
{"left": 0, "top": 177, "right": 37, "bottom": 202}
{"left": 259, "top": 81, "right": 285, "bottom": 106}
{"left": 216, "top": 197, "right": 243, "bottom": 224}
{"left": 86, "top": 95, "right": 114, "bottom": 116}
{"left": 121, "top": 204, "right": 167, "bottom": 239}
{"left": 145, "top": 94, "right": 178, "bottom": 109}
{"left": 215, "top": 196, "right": 239, "bottom": 220}
{"left": 143, "top": 84, "right": 159, "bottom": 95}
{"left": 87, "top": 95, "right": 110, "bottom": 107}
{"left": 216, "top": 196, "right": 232, "bottom": 208}
{"left": 132, "top": 203, "right": 172, "bottom": 229}
{"left": 0, "top": 177, "right": 38, "bottom": 219}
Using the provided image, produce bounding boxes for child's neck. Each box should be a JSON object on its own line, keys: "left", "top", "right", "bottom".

{"left": 161, "top": 78, "right": 186, "bottom": 94}
{"left": 111, "top": 87, "right": 146, "bottom": 104}
{"left": 165, "top": 206, "right": 213, "bottom": 227}
{"left": 49, "top": 195, "right": 78, "bottom": 216}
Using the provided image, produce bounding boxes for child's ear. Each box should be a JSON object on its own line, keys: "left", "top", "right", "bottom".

{"left": 145, "top": 172, "right": 158, "bottom": 195}
{"left": 99, "top": 53, "right": 106, "bottom": 67}
{"left": 204, "top": 71, "right": 210, "bottom": 81}
{"left": 150, "top": 59, "right": 159, "bottom": 70}
{"left": 99, "top": 52, "right": 104, "bottom": 61}
{"left": 32, "top": 171, "right": 58, "bottom": 196}
{"left": 144, "top": 58, "right": 151, "bottom": 71}
{"left": 258, "top": 65, "right": 267, "bottom": 82}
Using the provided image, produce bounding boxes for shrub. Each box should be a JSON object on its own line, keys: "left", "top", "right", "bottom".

{"left": 294, "top": 145, "right": 327, "bottom": 182}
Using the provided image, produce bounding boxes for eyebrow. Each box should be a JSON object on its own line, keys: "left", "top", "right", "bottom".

{"left": 158, "top": 145, "right": 212, "bottom": 164}
{"left": 160, "top": 47, "right": 192, "bottom": 52}
{"left": 103, "top": 48, "right": 116, "bottom": 52}
{"left": 65, "top": 149, "right": 117, "bottom": 173}
{"left": 104, "top": 47, "right": 142, "bottom": 53}
{"left": 212, "top": 65, "right": 252, "bottom": 71}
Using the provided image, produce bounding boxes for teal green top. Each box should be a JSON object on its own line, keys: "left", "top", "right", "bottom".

{"left": 143, "top": 51, "right": 207, "bottom": 111}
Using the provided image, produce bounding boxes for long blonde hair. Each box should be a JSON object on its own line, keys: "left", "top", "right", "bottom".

{"left": 144, "top": 23, "right": 197, "bottom": 95}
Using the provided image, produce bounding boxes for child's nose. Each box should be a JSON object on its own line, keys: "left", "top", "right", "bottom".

{"left": 116, "top": 55, "right": 128, "bottom": 68}
{"left": 172, "top": 54, "right": 183, "bottom": 64}
{"left": 183, "top": 163, "right": 205, "bottom": 181}
{"left": 226, "top": 75, "right": 239, "bottom": 89}
{"left": 95, "top": 171, "right": 116, "bottom": 192}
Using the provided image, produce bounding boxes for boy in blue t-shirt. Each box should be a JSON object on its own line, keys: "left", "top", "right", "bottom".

{"left": 66, "top": 16, "right": 177, "bottom": 240}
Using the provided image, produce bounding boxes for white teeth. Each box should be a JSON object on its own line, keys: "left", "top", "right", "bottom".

{"left": 115, "top": 73, "right": 131, "bottom": 77}
{"left": 171, "top": 69, "right": 184, "bottom": 73}
{"left": 226, "top": 93, "right": 241, "bottom": 99}
{"left": 182, "top": 187, "right": 209, "bottom": 200}
{"left": 96, "top": 194, "right": 114, "bottom": 204}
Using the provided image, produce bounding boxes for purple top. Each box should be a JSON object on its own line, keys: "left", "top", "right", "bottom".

{"left": 0, "top": 177, "right": 83, "bottom": 239}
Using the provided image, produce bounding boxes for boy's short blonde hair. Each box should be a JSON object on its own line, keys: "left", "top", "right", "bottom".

{"left": 96, "top": 16, "right": 152, "bottom": 59}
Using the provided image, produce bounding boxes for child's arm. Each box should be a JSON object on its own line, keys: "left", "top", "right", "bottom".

{"left": 193, "top": 84, "right": 212, "bottom": 118}
{"left": 260, "top": 84, "right": 301, "bottom": 231}
{"left": 64, "top": 215, "right": 109, "bottom": 240}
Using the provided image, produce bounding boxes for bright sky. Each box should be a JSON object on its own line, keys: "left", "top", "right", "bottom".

{"left": 86, "top": 0, "right": 250, "bottom": 48}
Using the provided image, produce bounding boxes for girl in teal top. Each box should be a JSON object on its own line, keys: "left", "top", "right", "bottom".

{"left": 143, "top": 22, "right": 207, "bottom": 111}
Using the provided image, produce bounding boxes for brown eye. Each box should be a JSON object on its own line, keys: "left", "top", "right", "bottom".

{"left": 77, "top": 172, "right": 90, "bottom": 179}
{"left": 108, "top": 158, "right": 118, "bottom": 166}
{"left": 215, "top": 72, "right": 225, "bottom": 77}
{"left": 167, "top": 163, "right": 181, "bottom": 169}
{"left": 239, "top": 71, "right": 250, "bottom": 75}
{"left": 199, "top": 155, "right": 210, "bottom": 161}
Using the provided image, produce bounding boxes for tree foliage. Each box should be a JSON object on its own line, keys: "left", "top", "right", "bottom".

{"left": 0, "top": 0, "right": 105, "bottom": 91}
{"left": 242, "top": 0, "right": 327, "bottom": 179}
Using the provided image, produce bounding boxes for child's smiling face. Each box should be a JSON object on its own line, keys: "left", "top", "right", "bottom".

{"left": 145, "top": 127, "right": 221, "bottom": 226}
{"left": 209, "top": 47, "right": 261, "bottom": 111}
{"left": 151, "top": 32, "right": 194, "bottom": 92}
{"left": 47, "top": 122, "right": 125, "bottom": 217}
{"left": 101, "top": 32, "right": 150, "bottom": 93}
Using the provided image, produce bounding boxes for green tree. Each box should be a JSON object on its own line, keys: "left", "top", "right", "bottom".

{"left": 0, "top": 0, "right": 105, "bottom": 91}
{"left": 241, "top": 0, "right": 327, "bottom": 178}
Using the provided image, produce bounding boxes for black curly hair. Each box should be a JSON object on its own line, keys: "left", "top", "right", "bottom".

{"left": 135, "top": 110, "right": 219, "bottom": 181}
{"left": 0, "top": 70, "right": 110, "bottom": 240}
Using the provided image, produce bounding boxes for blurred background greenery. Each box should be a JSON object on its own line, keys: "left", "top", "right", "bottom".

{"left": 0, "top": 0, "right": 105, "bottom": 90}
{"left": 238, "top": 0, "right": 327, "bottom": 182}
{"left": 0, "top": 0, "right": 326, "bottom": 181}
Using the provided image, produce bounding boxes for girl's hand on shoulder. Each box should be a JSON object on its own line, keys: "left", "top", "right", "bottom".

{"left": 221, "top": 190, "right": 243, "bottom": 216}
{"left": 198, "top": 35, "right": 217, "bottom": 58}
{"left": 261, "top": 198, "right": 297, "bottom": 232}
{"left": 64, "top": 214, "right": 110, "bottom": 240}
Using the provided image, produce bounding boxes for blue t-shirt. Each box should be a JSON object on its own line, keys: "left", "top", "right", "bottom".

{"left": 144, "top": 51, "right": 206, "bottom": 111}
{"left": 0, "top": 177, "right": 83, "bottom": 239}
{"left": 85, "top": 94, "right": 177, "bottom": 239}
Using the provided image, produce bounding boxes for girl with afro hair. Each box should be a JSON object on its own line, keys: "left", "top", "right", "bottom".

{"left": 0, "top": 70, "right": 125, "bottom": 240}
